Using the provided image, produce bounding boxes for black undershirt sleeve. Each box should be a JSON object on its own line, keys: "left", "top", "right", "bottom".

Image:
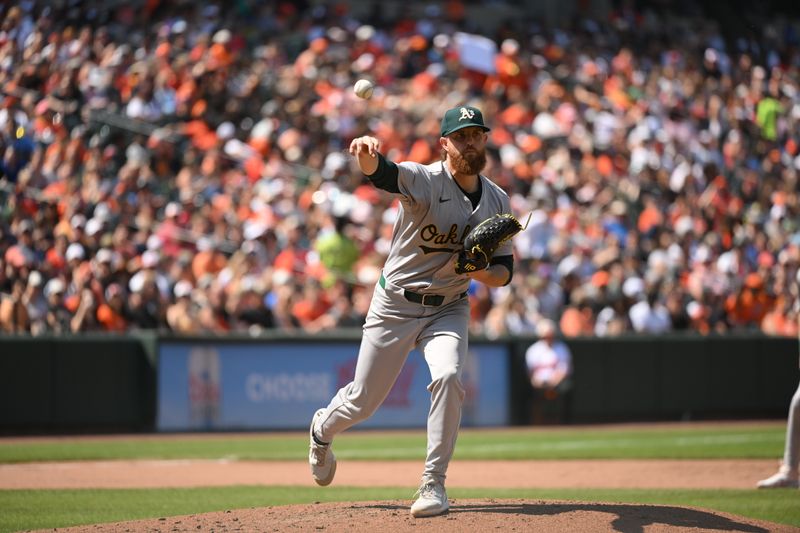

{"left": 364, "top": 153, "right": 400, "bottom": 193}
{"left": 490, "top": 254, "right": 514, "bottom": 286}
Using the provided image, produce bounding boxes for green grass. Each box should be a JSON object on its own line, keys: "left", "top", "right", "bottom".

{"left": 0, "top": 424, "right": 787, "bottom": 463}
{"left": 1, "top": 486, "right": 798, "bottom": 533}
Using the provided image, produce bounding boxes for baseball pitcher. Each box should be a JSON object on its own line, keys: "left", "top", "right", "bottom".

{"left": 308, "top": 105, "right": 521, "bottom": 517}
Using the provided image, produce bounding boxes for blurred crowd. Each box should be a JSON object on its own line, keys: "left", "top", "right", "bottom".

{"left": 1, "top": 0, "right": 799, "bottom": 338}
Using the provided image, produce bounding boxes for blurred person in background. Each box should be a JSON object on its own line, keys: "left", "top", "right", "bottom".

{"left": 268, "top": 273, "right": 299, "bottom": 330}
{"left": 594, "top": 293, "right": 631, "bottom": 337}
{"left": 525, "top": 318, "right": 573, "bottom": 425}
{"left": 685, "top": 301, "right": 712, "bottom": 336}
{"left": 70, "top": 287, "right": 99, "bottom": 332}
{"left": 96, "top": 282, "right": 128, "bottom": 332}
{"left": 127, "top": 274, "right": 166, "bottom": 330}
{"left": 313, "top": 215, "right": 360, "bottom": 283}
{"left": 43, "top": 277, "right": 71, "bottom": 333}
{"left": 467, "top": 283, "right": 494, "bottom": 335}
{"left": 306, "top": 279, "right": 365, "bottom": 331}
{"left": 528, "top": 273, "right": 564, "bottom": 320}
{"left": 761, "top": 295, "right": 800, "bottom": 338}
{"left": 725, "top": 273, "right": 775, "bottom": 329}
{"left": 483, "top": 290, "right": 515, "bottom": 339}
{"left": 559, "top": 290, "right": 595, "bottom": 337}
{"left": 231, "top": 276, "right": 274, "bottom": 332}
{"left": 0, "top": 278, "right": 29, "bottom": 332}
{"left": 166, "top": 280, "right": 198, "bottom": 333}
{"left": 629, "top": 287, "right": 672, "bottom": 334}
{"left": 291, "top": 277, "right": 331, "bottom": 332}
{"left": 664, "top": 289, "right": 691, "bottom": 332}
{"left": 197, "top": 278, "right": 231, "bottom": 333}
{"left": 22, "top": 270, "right": 47, "bottom": 334}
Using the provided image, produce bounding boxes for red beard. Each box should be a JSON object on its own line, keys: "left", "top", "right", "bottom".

{"left": 449, "top": 149, "right": 487, "bottom": 175}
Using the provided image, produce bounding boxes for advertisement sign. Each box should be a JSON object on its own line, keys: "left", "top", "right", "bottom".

{"left": 157, "top": 341, "right": 509, "bottom": 431}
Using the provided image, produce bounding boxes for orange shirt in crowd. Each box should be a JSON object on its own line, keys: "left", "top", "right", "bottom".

{"left": 191, "top": 250, "right": 227, "bottom": 280}
{"left": 761, "top": 310, "right": 799, "bottom": 337}
{"left": 96, "top": 304, "right": 128, "bottom": 332}
{"left": 273, "top": 248, "right": 307, "bottom": 275}
{"left": 725, "top": 274, "right": 775, "bottom": 327}
{"left": 291, "top": 296, "right": 331, "bottom": 326}
{"left": 559, "top": 305, "right": 595, "bottom": 337}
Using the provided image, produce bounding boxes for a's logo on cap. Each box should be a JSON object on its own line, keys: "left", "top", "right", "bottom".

{"left": 459, "top": 107, "right": 475, "bottom": 121}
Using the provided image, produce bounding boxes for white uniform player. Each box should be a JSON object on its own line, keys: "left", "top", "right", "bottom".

{"left": 308, "top": 106, "right": 515, "bottom": 517}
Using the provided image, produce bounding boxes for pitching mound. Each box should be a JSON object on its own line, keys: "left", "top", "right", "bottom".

{"left": 46, "top": 499, "right": 794, "bottom": 533}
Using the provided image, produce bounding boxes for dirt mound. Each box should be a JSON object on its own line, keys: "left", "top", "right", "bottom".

{"left": 43, "top": 499, "right": 796, "bottom": 533}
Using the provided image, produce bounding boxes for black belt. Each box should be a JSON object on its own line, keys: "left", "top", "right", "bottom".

{"left": 379, "top": 273, "right": 467, "bottom": 307}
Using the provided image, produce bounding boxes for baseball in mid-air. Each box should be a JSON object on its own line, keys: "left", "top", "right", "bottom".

{"left": 353, "top": 79, "right": 374, "bottom": 99}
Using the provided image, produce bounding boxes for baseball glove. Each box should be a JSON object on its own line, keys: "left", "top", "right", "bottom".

{"left": 454, "top": 213, "right": 526, "bottom": 274}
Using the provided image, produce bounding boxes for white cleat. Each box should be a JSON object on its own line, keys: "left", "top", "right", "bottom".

{"left": 308, "top": 409, "right": 336, "bottom": 486}
{"left": 410, "top": 477, "right": 449, "bottom": 518}
{"left": 757, "top": 465, "right": 799, "bottom": 489}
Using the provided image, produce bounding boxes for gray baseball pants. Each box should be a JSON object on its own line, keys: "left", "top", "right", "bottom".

{"left": 314, "top": 277, "right": 470, "bottom": 483}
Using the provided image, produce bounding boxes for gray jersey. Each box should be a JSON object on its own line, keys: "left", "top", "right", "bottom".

{"left": 382, "top": 160, "right": 513, "bottom": 295}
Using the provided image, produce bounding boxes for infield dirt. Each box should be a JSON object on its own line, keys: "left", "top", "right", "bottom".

{"left": 0, "top": 458, "right": 784, "bottom": 490}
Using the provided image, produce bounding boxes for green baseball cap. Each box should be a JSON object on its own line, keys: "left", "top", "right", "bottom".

{"left": 440, "top": 105, "right": 491, "bottom": 137}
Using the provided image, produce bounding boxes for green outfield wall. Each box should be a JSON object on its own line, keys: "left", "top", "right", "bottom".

{"left": 0, "top": 333, "right": 797, "bottom": 433}
{"left": 0, "top": 334, "right": 158, "bottom": 433}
